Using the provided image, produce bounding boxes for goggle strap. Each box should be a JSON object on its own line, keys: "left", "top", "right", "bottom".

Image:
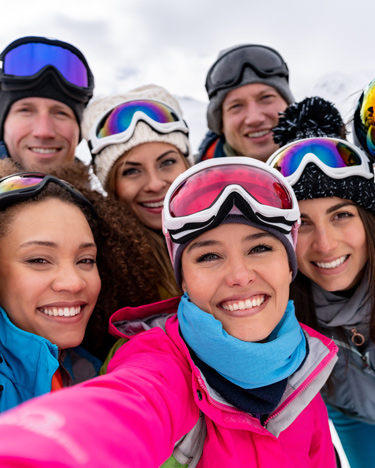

{"left": 0, "top": 67, "right": 92, "bottom": 102}
{"left": 169, "top": 198, "right": 236, "bottom": 244}
{"left": 0, "top": 174, "right": 96, "bottom": 216}
{"left": 255, "top": 211, "right": 295, "bottom": 230}
{"left": 208, "top": 62, "right": 288, "bottom": 98}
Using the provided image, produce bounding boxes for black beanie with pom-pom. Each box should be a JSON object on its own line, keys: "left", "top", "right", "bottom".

{"left": 273, "top": 96, "right": 346, "bottom": 147}
{"left": 270, "top": 96, "right": 375, "bottom": 213}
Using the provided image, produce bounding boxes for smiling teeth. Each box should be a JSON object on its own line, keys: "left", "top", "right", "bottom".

{"left": 247, "top": 130, "right": 269, "bottom": 138}
{"left": 31, "top": 148, "right": 58, "bottom": 154}
{"left": 222, "top": 296, "right": 265, "bottom": 312}
{"left": 40, "top": 306, "right": 81, "bottom": 317}
{"left": 142, "top": 201, "right": 164, "bottom": 208}
{"left": 315, "top": 255, "right": 348, "bottom": 269}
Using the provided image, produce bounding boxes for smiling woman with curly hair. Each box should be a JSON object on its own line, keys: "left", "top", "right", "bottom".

{"left": 0, "top": 159, "right": 163, "bottom": 361}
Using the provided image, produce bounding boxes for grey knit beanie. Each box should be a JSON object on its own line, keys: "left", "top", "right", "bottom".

{"left": 82, "top": 84, "right": 192, "bottom": 188}
{"left": 207, "top": 45, "right": 294, "bottom": 136}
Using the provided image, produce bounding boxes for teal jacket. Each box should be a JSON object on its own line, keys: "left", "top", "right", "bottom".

{"left": 0, "top": 307, "right": 102, "bottom": 413}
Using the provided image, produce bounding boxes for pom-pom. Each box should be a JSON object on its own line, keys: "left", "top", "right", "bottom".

{"left": 273, "top": 96, "right": 346, "bottom": 147}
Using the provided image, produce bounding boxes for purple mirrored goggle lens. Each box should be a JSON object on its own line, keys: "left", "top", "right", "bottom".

{"left": 3, "top": 42, "right": 89, "bottom": 88}
{"left": 97, "top": 100, "right": 183, "bottom": 138}
{"left": 0, "top": 174, "right": 44, "bottom": 193}
{"left": 270, "top": 139, "right": 363, "bottom": 177}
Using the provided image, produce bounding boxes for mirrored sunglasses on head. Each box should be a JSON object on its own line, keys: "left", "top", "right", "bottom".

{"left": 88, "top": 99, "right": 189, "bottom": 155}
{"left": 205, "top": 44, "right": 289, "bottom": 98}
{"left": 0, "top": 172, "right": 96, "bottom": 215}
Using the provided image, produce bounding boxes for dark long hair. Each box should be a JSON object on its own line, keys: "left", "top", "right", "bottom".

{"left": 292, "top": 205, "right": 375, "bottom": 341}
{"left": 291, "top": 204, "right": 375, "bottom": 393}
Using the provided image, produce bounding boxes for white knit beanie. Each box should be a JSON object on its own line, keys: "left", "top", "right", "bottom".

{"left": 81, "top": 84, "right": 192, "bottom": 188}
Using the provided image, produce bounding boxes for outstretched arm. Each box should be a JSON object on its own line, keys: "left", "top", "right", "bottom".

{"left": 0, "top": 330, "right": 199, "bottom": 467}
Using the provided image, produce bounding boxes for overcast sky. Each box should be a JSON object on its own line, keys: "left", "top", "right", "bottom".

{"left": 2, "top": 0, "right": 375, "bottom": 153}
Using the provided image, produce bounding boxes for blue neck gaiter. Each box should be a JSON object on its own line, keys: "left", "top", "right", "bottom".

{"left": 178, "top": 293, "right": 306, "bottom": 389}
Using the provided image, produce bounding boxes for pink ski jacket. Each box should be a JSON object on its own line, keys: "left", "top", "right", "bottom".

{"left": 0, "top": 297, "right": 338, "bottom": 467}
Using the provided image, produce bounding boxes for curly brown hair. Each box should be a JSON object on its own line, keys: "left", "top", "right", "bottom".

{"left": 0, "top": 159, "right": 164, "bottom": 359}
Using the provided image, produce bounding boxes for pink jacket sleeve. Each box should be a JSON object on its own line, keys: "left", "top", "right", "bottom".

{"left": 0, "top": 329, "right": 200, "bottom": 468}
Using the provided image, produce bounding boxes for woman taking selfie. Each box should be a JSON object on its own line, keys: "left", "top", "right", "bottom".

{"left": 0, "top": 158, "right": 337, "bottom": 467}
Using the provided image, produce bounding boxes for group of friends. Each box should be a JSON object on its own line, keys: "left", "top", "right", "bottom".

{"left": 0, "top": 35, "right": 373, "bottom": 467}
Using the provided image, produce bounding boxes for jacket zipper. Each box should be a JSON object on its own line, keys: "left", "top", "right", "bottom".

{"left": 196, "top": 376, "right": 258, "bottom": 420}
{"left": 263, "top": 349, "right": 337, "bottom": 428}
{"left": 335, "top": 339, "right": 375, "bottom": 375}
{"left": 196, "top": 376, "right": 274, "bottom": 432}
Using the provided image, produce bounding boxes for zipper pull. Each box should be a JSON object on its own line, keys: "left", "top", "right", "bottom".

{"left": 362, "top": 354, "right": 369, "bottom": 369}
{"left": 351, "top": 328, "right": 365, "bottom": 346}
{"left": 361, "top": 353, "right": 375, "bottom": 375}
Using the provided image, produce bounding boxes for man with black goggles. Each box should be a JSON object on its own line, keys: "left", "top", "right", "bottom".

{"left": 196, "top": 44, "right": 294, "bottom": 164}
{"left": 0, "top": 36, "right": 94, "bottom": 171}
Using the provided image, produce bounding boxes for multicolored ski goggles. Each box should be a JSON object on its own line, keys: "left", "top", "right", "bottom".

{"left": 267, "top": 137, "right": 374, "bottom": 187}
{"left": 205, "top": 44, "right": 289, "bottom": 99}
{"left": 163, "top": 157, "right": 300, "bottom": 256}
{"left": 0, "top": 172, "right": 96, "bottom": 215}
{"left": 88, "top": 99, "right": 189, "bottom": 155}
{"left": 0, "top": 36, "right": 94, "bottom": 103}
{"left": 353, "top": 78, "right": 375, "bottom": 160}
